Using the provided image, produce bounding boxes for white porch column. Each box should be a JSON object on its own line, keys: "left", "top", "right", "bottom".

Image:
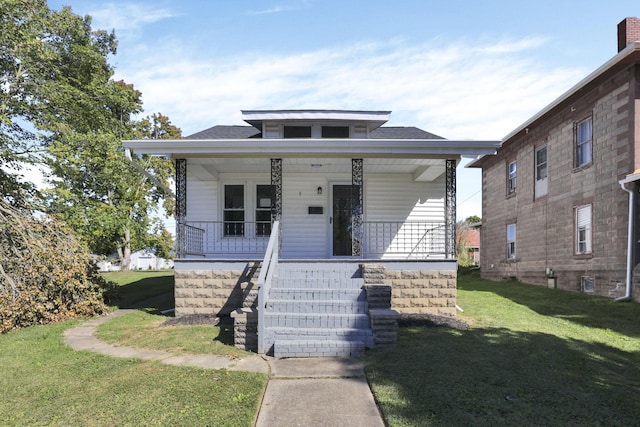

{"left": 445, "top": 159, "right": 456, "bottom": 259}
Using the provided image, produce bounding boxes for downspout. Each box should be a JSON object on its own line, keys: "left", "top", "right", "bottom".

{"left": 616, "top": 180, "right": 635, "bottom": 302}
{"left": 124, "top": 149, "right": 176, "bottom": 199}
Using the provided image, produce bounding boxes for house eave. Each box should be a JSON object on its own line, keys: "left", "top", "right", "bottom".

{"left": 122, "top": 138, "right": 501, "bottom": 159}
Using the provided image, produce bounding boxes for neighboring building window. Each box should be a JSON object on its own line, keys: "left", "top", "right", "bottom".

{"left": 322, "top": 126, "right": 350, "bottom": 138}
{"left": 507, "top": 223, "right": 516, "bottom": 259}
{"left": 507, "top": 161, "right": 517, "bottom": 194}
{"left": 284, "top": 126, "right": 311, "bottom": 138}
{"left": 256, "top": 185, "right": 274, "bottom": 236}
{"left": 575, "top": 204, "right": 592, "bottom": 254}
{"left": 224, "top": 185, "right": 244, "bottom": 236}
{"left": 575, "top": 117, "right": 592, "bottom": 167}
{"left": 535, "top": 145, "right": 548, "bottom": 198}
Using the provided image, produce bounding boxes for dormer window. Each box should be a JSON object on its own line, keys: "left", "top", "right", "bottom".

{"left": 322, "top": 126, "right": 350, "bottom": 138}
{"left": 284, "top": 126, "right": 311, "bottom": 138}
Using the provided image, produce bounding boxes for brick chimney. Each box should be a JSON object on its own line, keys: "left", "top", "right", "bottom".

{"left": 618, "top": 17, "right": 640, "bottom": 52}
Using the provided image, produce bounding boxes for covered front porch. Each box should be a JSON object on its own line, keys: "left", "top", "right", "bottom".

{"left": 174, "top": 155, "right": 458, "bottom": 261}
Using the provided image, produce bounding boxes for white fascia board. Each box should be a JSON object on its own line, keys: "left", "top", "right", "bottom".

{"left": 241, "top": 109, "right": 391, "bottom": 122}
{"left": 502, "top": 43, "right": 640, "bottom": 142}
{"left": 122, "top": 138, "right": 501, "bottom": 158}
{"left": 619, "top": 172, "right": 640, "bottom": 185}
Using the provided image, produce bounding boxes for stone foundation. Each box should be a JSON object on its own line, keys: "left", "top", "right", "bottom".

{"left": 386, "top": 269, "right": 457, "bottom": 317}
{"left": 174, "top": 262, "right": 260, "bottom": 317}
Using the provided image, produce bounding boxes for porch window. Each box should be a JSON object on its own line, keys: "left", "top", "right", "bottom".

{"left": 256, "top": 184, "right": 274, "bottom": 236}
{"left": 575, "top": 204, "right": 592, "bottom": 254}
{"left": 507, "top": 223, "right": 516, "bottom": 259}
{"left": 224, "top": 185, "right": 244, "bottom": 236}
{"left": 507, "top": 160, "right": 516, "bottom": 194}
{"left": 535, "top": 145, "right": 548, "bottom": 198}
{"left": 575, "top": 117, "right": 592, "bottom": 167}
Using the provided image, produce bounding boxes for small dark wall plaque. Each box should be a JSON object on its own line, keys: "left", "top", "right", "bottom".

{"left": 308, "top": 206, "right": 323, "bottom": 215}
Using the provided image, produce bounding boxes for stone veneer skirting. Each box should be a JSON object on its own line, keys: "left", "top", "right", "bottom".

{"left": 173, "top": 260, "right": 457, "bottom": 318}
{"left": 174, "top": 261, "right": 260, "bottom": 317}
{"left": 386, "top": 268, "right": 457, "bottom": 317}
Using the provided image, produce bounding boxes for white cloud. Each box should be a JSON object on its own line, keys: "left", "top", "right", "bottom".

{"left": 111, "top": 34, "right": 587, "bottom": 221}
{"left": 116, "top": 36, "right": 585, "bottom": 140}
{"left": 89, "top": 3, "right": 176, "bottom": 33}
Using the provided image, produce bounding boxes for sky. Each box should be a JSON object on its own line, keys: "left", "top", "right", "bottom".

{"left": 44, "top": 0, "right": 640, "bottom": 223}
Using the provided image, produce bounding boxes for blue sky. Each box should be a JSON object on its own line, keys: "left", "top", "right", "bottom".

{"left": 47, "top": 0, "right": 640, "bottom": 220}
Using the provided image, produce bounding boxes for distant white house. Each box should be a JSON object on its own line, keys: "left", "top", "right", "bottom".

{"left": 130, "top": 249, "right": 174, "bottom": 270}
{"left": 95, "top": 249, "right": 173, "bottom": 271}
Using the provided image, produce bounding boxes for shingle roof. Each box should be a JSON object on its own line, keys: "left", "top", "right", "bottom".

{"left": 186, "top": 125, "right": 443, "bottom": 140}
{"left": 370, "top": 127, "right": 443, "bottom": 139}
{"left": 186, "top": 125, "right": 261, "bottom": 139}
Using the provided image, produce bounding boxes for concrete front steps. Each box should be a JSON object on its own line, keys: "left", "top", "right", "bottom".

{"left": 263, "top": 262, "right": 373, "bottom": 358}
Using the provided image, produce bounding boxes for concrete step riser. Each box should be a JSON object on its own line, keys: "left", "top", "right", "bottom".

{"left": 266, "top": 301, "right": 368, "bottom": 314}
{"left": 268, "top": 289, "right": 365, "bottom": 301}
{"left": 271, "top": 278, "right": 364, "bottom": 289}
{"left": 265, "top": 328, "right": 374, "bottom": 347}
{"left": 273, "top": 340, "right": 364, "bottom": 358}
{"left": 264, "top": 314, "right": 370, "bottom": 329}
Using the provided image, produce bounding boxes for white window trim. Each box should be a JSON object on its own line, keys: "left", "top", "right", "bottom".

{"left": 508, "top": 160, "right": 517, "bottom": 194}
{"left": 575, "top": 204, "right": 592, "bottom": 254}
{"left": 575, "top": 117, "right": 593, "bottom": 168}
{"left": 507, "top": 223, "right": 516, "bottom": 259}
{"left": 535, "top": 145, "right": 548, "bottom": 198}
{"left": 221, "top": 181, "right": 273, "bottom": 238}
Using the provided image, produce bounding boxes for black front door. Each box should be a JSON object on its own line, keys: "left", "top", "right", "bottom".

{"left": 332, "top": 184, "right": 356, "bottom": 256}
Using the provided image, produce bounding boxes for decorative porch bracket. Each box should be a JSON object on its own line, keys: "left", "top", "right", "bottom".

{"left": 445, "top": 159, "right": 456, "bottom": 259}
{"left": 175, "top": 158, "right": 187, "bottom": 258}
{"left": 352, "top": 158, "right": 364, "bottom": 257}
{"left": 271, "top": 158, "right": 283, "bottom": 253}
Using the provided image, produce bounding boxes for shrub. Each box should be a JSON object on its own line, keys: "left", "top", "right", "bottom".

{"left": 0, "top": 201, "right": 116, "bottom": 333}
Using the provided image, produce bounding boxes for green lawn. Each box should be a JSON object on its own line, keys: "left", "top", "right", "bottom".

{"left": 5, "top": 268, "right": 640, "bottom": 425}
{"left": 365, "top": 269, "right": 640, "bottom": 426}
{"left": 0, "top": 270, "right": 267, "bottom": 426}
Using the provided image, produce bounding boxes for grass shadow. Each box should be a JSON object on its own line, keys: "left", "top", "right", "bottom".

{"left": 102, "top": 270, "right": 175, "bottom": 310}
{"left": 458, "top": 268, "right": 640, "bottom": 338}
{"left": 366, "top": 325, "right": 640, "bottom": 426}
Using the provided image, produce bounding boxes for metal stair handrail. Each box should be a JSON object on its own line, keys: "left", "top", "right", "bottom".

{"left": 257, "top": 220, "right": 280, "bottom": 354}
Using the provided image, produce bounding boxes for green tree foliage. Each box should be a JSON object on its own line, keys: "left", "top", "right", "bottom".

{"left": 456, "top": 217, "right": 481, "bottom": 267}
{"left": 2, "top": 1, "right": 177, "bottom": 273}
{"left": 0, "top": 0, "right": 117, "bottom": 205}
{"left": 0, "top": 199, "right": 116, "bottom": 333}
{"left": 46, "top": 108, "right": 179, "bottom": 269}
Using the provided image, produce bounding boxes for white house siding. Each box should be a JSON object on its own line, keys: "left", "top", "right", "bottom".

{"left": 364, "top": 174, "right": 445, "bottom": 221}
{"left": 365, "top": 174, "right": 445, "bottom": 259}
{"left": 186, "top": 177, "right": 217, "bottom": 222}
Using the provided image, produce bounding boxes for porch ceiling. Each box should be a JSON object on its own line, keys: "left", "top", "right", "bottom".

{"left": 188, "top": 157, "right": 446, "bottom": 177}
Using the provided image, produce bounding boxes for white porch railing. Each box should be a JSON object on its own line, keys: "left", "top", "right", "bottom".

{"left": 183, "top": 220, "right": 446, "bottom": 259}
{"left": 257, "top": 220, "right": 280, "bottom": 354}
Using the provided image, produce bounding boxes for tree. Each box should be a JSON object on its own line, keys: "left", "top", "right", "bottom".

{"left": 466, "top": 215, "right": 482, "bottom": 224}
{"left": 46, "top": 111, "right": 179, "bottom": 270}
{"left": 0, "top": 198, "right": 115, "bottom": 332}
{"left": 0, "top": 1, "right": 116, "bottom": 206}
{"left": 456, "top": 216, "right": 481, "bottom": 267}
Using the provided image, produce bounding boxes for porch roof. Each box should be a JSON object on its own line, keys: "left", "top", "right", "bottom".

{"left": 122, "top": 138, "right": 501, "bottom": 159}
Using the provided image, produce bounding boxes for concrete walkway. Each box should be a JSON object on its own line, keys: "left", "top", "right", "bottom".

{"left": 63, "top": 310, "right": 385, "bottom": 426}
